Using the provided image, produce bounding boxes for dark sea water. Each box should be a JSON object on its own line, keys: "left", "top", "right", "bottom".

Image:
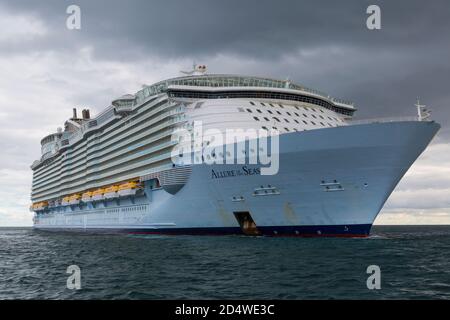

{"left": 0, "top": 226, "right": 449, "bottom": 300}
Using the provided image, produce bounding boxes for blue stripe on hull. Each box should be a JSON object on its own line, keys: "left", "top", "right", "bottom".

{"left": 125, "top": 224, "right": 372, "bottom": 237}
{"left": 35, "top": 224, "right": 371, "bottom": 237}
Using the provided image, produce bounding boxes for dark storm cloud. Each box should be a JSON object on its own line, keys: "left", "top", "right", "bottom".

{"left": 2, "top": 0, "right": 449, "bottom": 130}
{"left": 2, "top": 0, "right": 450, "bottom": 57}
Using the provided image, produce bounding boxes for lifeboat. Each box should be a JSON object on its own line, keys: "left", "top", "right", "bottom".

{"left": 62, "top": 196, "right": 71, "bottom": 206}
{"left": 118, "top": 180, "right": 141, "bottom": 196}
{"left": 104, "top": 185, "right": 119, "bottom": 199}
{"left": 69, "top": 194, "right": 81, "bottom": 205}
{"left": 81, "top": 191, "right": 93, "bottom": 203}
{"left": 91, "top": 188, "right": 105, "bottom": 201}
{"left": 33, "top": 201, "right": 48, "bottom": 211}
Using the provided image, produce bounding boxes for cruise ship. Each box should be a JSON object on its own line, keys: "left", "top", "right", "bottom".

{"left": 30, "top": 66, "right": 440, "bottom": 237}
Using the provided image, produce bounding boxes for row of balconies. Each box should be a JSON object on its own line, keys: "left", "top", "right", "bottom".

{"left": 32, "top": 108, "right": 184, "bottom": 189}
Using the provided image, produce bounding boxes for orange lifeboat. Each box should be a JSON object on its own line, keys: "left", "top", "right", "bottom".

{"left": 104, "top": 185, "right": 119, "bottom": 199}
{"left": 91, "top": 188, "right": 105, "bottom": 201}
{"left": 118, "top": 180, "right": 141, "bottom": 196}
{"left": 69, "top": 194, "right": 81, "bottom": 205}
{"left": 62, "top": 196, "right": 71, "bottom": 206}
{"left": 81, "top": 191, "right": 93, "bottom": 202}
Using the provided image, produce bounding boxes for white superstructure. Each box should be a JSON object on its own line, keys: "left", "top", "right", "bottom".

{"left": 30, "top": 73, "right": 439, "bottom": 237}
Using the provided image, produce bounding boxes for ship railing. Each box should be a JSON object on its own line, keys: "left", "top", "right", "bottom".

{"left": 114, "top": 104, "right": 133, "bottom": 113}
{"left": 332, "top": 98, "right": 354, "bottom": 107}
{"left": 72, "top": 101, "right": 180, "bottom": 146}
{"left": 347, "top": 116, "right": 421, "bottom": 125}
{"left": 67, "top": 108, "right": 119, "bottom": 146}
{"left": 32, "top": 120, "right": 185, "bottom": 199}
{"left": 95, "top": 107, "right": 117, "bottom": 125}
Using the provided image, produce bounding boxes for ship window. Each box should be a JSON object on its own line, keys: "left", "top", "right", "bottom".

{"left": 246, "top": 108, "right": 253, "bottom": 113}
{"left": 268, "top": 110, "right": 273, "bottom": 114}
{"left": 294, "top": 106, "right": 299, "bottom": 110}
{"left": 286, "top": 112, "right": 292, "bottom": 116}
{"left": 256, "top": 109, "right": 262, "bottom": 113}
{"left": 320, "top": 122, "right": 325, "bottom": 126}
{"left": 302, "top": 120, "right": 308, "bottom": 124}
{"left": 319, "top": 115, "right": 324, "bottom": 119}
{"left": 269, "top": 103, "right": 275, "bottom": 107}
{"left": 294, "top": 119, "right": 299, "bottom": 124}
{"left": 276, "top": 111, "right": 282, "bottom": 115}
{"left": 285, "top": 127, "right": 290, "bottom": 132}
{"left": 262, "top": 126, "right": 268, "bottom": 130}
{"left": 260, "top": 102, "right": 266, "bottom": 106}
{"left": 250, "top": 101, "right": 255, "bottom": 106}
{"left": 311, "top": 114, "right": 317, "bottom": 119}
{"left": 311, "top": 121, "right": 316, "bottom": 125}
{"left": 303, "top": 106, "right": 309, "bottom": 111}
{"left": 284, "top": 118, "right": 290, "bottom": 123}
{"left": 168, "top": 91, "right": 354, "bottom": 117}
{"left": 320, "top": 109, "right": 324, "bottom": 113}
{"left": 294, "top": 112, "right": 299, "bottom": 116}
{"left": 279, "top": 104, "right": 284, "bottom": 108}
{"left": 264, "top": 117, "right": 269, "bottom": 121}
{"left": 273, "top": 117, "right": 280, "bottom": 122}
{"left": 253, "top": 116, "right": 260, "bottom": 121}
{"left": 303, "top": 113, "right": 308, "bottom": 118}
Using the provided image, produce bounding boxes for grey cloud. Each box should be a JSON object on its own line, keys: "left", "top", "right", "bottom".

{"left": 2, "top": 0, "right": 449, "bottom": 57}
{"left": 1, "top": 0, "right": 449, "bottom": 138}
{"left": 3, "top": 0, "right": 448, "bottom": 130}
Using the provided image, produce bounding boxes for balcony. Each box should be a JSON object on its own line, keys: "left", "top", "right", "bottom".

{"left": 348, "top": 116, "right": 420, "bottom": 125}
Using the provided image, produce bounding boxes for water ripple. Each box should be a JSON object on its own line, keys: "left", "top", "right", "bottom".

{"left": 0, "top": 226, "right": 449, "bottom": 299}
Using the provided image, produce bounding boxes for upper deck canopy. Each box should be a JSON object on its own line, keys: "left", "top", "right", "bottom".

{"left": 135, "top": 74, "right": 355, "bottom": 110}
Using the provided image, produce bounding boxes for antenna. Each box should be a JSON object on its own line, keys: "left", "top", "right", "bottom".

{"left": 415, "top": 97, "right": 431, "bottom": 121}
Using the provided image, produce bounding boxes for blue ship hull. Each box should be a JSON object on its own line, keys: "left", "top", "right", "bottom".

{"left": 33, "top": 121, "right": 440, "bottom": 237}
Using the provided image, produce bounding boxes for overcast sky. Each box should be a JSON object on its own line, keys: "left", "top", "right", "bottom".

{"left": 0, "top": 0, "right": 449, "bottom": 226}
